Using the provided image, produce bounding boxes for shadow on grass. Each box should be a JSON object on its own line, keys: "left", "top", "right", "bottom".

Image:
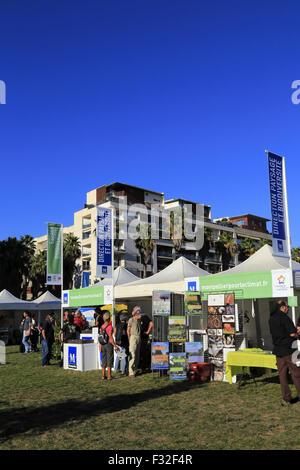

{"left": 0, "top": 380, "right": 204, "bottom": 440}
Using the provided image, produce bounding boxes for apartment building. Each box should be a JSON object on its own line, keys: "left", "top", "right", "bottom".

{"left": 34, "top": 183, "right": 272, "bottom": 285}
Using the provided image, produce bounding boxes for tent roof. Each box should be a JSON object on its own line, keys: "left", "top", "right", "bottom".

{"left": 34, "top": 291, "right": 61, "bottom": 310}
{"left": 215, "top": 244, "right": 300, "bottom": 274}
{"left": 123, "top": 256, "right": 209, "bottom": 286}
{"left": 214, "top": 244, "right": 300, "bottom": 288}
{"left": 0, "top": 289, "right": 37, "bottom": 310}
{"left": 115, "top": 256, "right": 209, "bottom": 299}
{"left": 93, "top": 266, "right": 140, "bottom": 287}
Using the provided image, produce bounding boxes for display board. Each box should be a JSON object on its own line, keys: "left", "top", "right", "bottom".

{"left": 152, "top": 290, "right": 171, "bottom": 316}
{"left": 152, "top": 342, "right": 169, "bottom": 370}
{"left": 169, "top": 352, "right": 188, "bottom": 380}
{"left": 207, "top": 293, "right": 236, "bottom": 381}
{"left": 184, "top": 291, "right": 202, "bottom": 315}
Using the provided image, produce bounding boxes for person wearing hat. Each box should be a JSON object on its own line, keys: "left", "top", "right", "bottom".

{"left": 99, "top": 311, "right": 118, "bottom": 380}
{"left": 41, "top": 313, "right": 56, "bottom": 367}
{"left": 127, "top": 306, "right": 142, "bottom": 377}
{"left": 113, "top": 312, "right": 129, "bottom": 375}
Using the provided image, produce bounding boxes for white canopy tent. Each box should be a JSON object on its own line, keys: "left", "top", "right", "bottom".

{"left": 206, "top": 244, "right": 300, "bottom": 350}
{"left": 93, "top": 266, "right": 139, "bottom": 287}
{"left": 214, "top": 244, "right": 300, "bottom": 286}
{"left": 0, "top": 289, "right": 37, "bottom": 310}
{"left": 33, "top": 291, "right": 61, "bottom": 311}
{"left": 115, "top": 257, "right": 209, "bottom": 299}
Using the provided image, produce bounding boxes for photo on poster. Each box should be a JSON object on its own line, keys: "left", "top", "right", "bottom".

{"left": 222, "top": 323, "right": 235, "bottom": 335}
{"left": 207, "top": 294, "right": 225, "bottom": 306}
{"left": 208, "top": 306, "right": 218, "bottom": 314}
{"left": 169, "top": 352, "right": 187, "bottom": 380}
{"left": 217, "top": 306, "right": 226, "bottom": 315}
{"left": 207, "top": 314, "right": 222, "bottom": 329}
{"left": 225, "top": 294, "right": 235, "bottom": 306}
{"left": 207, "top": 329, "right": 217, "bottom": 336}
{"left": 152, "top": 290, "right": 171, "bottom": 316}
{"left": 222, "top": 314, "right": 235, "bottom": 323}
{"left": 152, "top": 342, "right": 169, "bottom": 370}
{"left": 168, "top": 317, "right": 187, "bottom": 342}
{"left": 222, "top": 334, "right": 235, "bottom": 347}
{"left": 186, "top": 342, "right": 204, "bottom": 363}
{"left": 211, "top": 364, "right": 224, "bottom": 382}
{"left": 225, "top": 305, "right": 235, "bottom": 315}
{"left": 216, "top": 329, "right": 223, "bottom": 336}
{"left": 184, "top": 292, "right": 202, "bottom": 315}
{"left": 208, "top": 336, "right": 223, "bottom": 361}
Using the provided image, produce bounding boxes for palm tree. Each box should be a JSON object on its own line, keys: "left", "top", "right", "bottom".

{"left": 63, "top": 234, "right": 81, "bottom": 289}
{"left": 238, "top": 237, "right": 257, "bottom": 262}
{"left": 292, "top": 247, "right": 300, "bottom": 263}
{"left": 170, "top": 208, "right": 184, "bottom": 256}
{"left": 215, "top": 231, "right": 237, "bottom": 271}
{"left": 198, "top": 227, "right": 214, "bottom": 269}
{"left": 135, "top": 223, "right": 156, "bottom": 278}
{"left": 20, "top": 235, "right": 36, "bottom": 299}
{"left": 29, "top": 250, "right": 47, "bottom": 299}
{"left": 0, "top": 237, "right": 26, "bottom": 296}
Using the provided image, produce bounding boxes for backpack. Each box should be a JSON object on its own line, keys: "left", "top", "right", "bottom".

{"left": 98, "top": 325, "right": 109, "bottom": 345}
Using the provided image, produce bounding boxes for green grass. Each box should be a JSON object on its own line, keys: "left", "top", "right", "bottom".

{"left": 1, "top": 345, "right": 300, "bottom": 450}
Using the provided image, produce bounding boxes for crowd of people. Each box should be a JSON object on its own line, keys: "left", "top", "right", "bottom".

{"left": 19, "top": 305, "right": 153, "bottom": 377}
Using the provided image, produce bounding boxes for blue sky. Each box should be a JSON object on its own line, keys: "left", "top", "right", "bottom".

{"left": 1, "top": 0, "right": 300, "bottom": 245}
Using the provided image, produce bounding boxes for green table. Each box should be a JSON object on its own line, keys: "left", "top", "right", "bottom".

{"left": 225, "top": 348, "right": 278, "bottom": 384}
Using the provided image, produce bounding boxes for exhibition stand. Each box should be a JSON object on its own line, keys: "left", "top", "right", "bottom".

{"left": 62, "top": 285, "right": 113, "bottom": 372}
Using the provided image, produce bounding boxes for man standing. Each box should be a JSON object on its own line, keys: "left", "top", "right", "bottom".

{"left": 140, "top": 313, "right": 153, "bottom": 372}
{"left": 58, "top": 311, "right": 81, "bottom": 367}
{"left": 127, "top": 306, "right": 142, "bottom": 377}
{"left": 41, "top": 313, "right": 56, "bottom": 367}
{"left": 22, "top": 311, "right": 32, "bottom": 354}
{"left": 269, "top": 300, "right": 300, "bottom": 405}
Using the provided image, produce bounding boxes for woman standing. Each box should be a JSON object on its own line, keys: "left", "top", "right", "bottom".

{"left": 99, "top": 312, "right": 118, "bottom": 380}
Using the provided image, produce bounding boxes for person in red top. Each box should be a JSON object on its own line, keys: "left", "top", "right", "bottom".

{"left": 74, "top": 310, "right": 85, "bottom": 330}
{"left": 99, "top": 312, "right": 118, "bottom": 380}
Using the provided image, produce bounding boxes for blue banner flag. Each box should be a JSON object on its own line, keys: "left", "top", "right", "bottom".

{"left": 96, "top": 207, "right": 113, "bottom": 278}
{"left": 267, "top": 152, "right": 289, "bottom": 258}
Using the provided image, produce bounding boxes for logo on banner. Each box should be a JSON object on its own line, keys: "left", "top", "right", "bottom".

{"left": 68, "top": 346, "right": 77, "bottom": 369}
{"left": 188, "top": 281, "right": 197, "bottom": 291}
{"left": 272, "top": 269, "right": 290, "bottom": 297}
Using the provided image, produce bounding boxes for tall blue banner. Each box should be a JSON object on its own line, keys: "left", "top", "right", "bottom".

{"left": 96, "top": 207, "right": 113, "bottom": 278}
{"left": 267, "top": 152, "right": 289, "bottom": 258}
{"left": 82, "top": 271, "right": 90, "bottom": 288}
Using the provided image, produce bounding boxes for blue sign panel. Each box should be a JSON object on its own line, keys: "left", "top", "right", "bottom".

{"left": 96, "top": 207, "right": 113, "bottom": 278}
{"left": 68, "top": 346, "right": 77, "bottom": 369}
{"left": 268, "top": 152, "right": 289, "bottom": 257}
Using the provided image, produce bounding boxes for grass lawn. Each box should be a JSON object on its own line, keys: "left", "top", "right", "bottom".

{"left": 0, "top": 345, "right": 300, "bottom": 450}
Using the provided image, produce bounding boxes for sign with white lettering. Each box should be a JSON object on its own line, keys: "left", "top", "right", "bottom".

{"left": 267, "top": 152, "right": 289, "bottom": 258}
{"left": 96, "top": 207, "right": 113, "bottom": 278}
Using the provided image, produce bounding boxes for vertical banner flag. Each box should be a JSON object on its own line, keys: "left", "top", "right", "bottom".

{"left": 267, "top": 152, "right": 290, "bottom": 258}
{"left": 96, "top": 207, "right": 113, "bottom": 278}
{"left": 82, "top": 271, "right": 90, "bottom": 288}
{"left": 47, "top": 223, "right": 62, "bottom": 285}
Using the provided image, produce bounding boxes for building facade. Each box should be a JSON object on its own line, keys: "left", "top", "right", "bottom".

{"left": 34, "top": 183, "right": 272, "bottom": 286}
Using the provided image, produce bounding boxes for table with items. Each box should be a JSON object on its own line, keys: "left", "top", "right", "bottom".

{"left": 225, "top": 348, "right": 278, "bottom": 384}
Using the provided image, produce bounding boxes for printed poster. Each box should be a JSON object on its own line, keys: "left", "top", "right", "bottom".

{"left": 169, "top": 352, "right": 187, "bottom": 380}
{"left": 153, "top": 290, "right": 171, "bottom": 316}
{"left": 152, "top": 342, "right": 169, "bottom": 370}
{"left": 184, "top": 291, "right": 202, "bottom": 315}
{"left": 168, "top": 317, "right": 187, "bottom": 342}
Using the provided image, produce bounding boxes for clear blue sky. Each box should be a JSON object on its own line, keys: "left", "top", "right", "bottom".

{"left": 1, "top": 0, "right": 300, "bottom": 245}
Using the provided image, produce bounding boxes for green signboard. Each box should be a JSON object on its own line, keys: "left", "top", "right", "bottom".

{"left": 199, "top": 269, "right": 292, "bottom": 300}
{"left": 47, "top": 223, "right": 62, "bottom": 285}
{"left": 62, "top": 286, "right": 111, "bottom": 308}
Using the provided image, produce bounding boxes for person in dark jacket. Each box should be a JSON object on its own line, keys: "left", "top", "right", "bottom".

{"left": 41, "top": 313, "right": 56, "bottom": 367}
{"left": 269, "top": 300, "right": 300, "bottom": 405}
{"left": 113, "top": 313, "right": 129, "bottom": 375}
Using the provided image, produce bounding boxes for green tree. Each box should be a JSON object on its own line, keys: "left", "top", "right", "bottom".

{"left": 29, "top": 250, "right": 47, "bottom": 299}
{"left": 238, "top": 237, "right": 257, "bottom": 262}
{"left": 291, "top": 247, "right": 300, "bottom": 263}
{"left": 215, "top": 231, "right": 237, "bottom": 271}
{"left": 0, "top": 237, "right": 26, "bottom": 297}
{"left": 198, "top": 227, "right": 215, "bottom": 269}
{"left": 135, "top": 223, "right": 156, "bottom": 278}
{"left": 20, "top": 235, "right": 36, "bottom": 299}
{"left": 63, "top": 234, "right": 81, "bottom": 289}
